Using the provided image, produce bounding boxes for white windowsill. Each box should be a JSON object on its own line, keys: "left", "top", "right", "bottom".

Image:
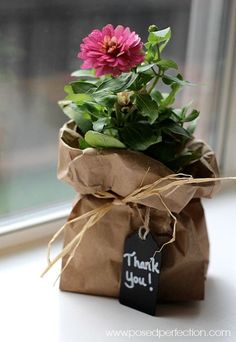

{"left": 0, "top": 203, "right": 71, "bottom": 251}
{"left": 0, "top": 188, "right": 236, "bottom": 342}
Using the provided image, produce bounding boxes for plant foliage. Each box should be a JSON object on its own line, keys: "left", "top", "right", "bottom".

{"left": 58, "top": 25, "right": 201, "bottom": 172}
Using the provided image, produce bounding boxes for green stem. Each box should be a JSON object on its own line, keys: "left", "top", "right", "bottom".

{"left": 156, "top": 44, "right": 161, "bottom": 61}
{"left": 148, "top": 74, "right": 160, "bottom": 94}
{"left": 147, "top": 42, "right": 162, "bottom": 94}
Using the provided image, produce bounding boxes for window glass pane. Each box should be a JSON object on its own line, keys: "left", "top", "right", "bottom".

{"left": 0, "top": 0, "right": 192, "bottom": 217}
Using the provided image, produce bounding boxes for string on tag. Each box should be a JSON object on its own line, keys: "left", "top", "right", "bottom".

{"left": 136, "top": 195, "right": 177, "bottom": 255}
{"left": 137, "top": 207, "right": 150, "bottom": 240}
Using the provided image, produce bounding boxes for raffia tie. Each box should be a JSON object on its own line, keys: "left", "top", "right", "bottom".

{"left": 41, "top": 173, "right": 235, "bottom": 280}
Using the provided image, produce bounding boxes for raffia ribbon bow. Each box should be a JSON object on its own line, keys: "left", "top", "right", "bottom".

{"left": 41, "top": 173, "right": 235, "bottom": 280}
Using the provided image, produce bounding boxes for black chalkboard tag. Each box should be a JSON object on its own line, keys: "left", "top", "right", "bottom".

{"left": 119, "top": 231, "right": 161, "bottom": 316}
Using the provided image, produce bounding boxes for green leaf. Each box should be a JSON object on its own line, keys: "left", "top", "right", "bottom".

{"left": 135, "top": 93, "right": 159, "bottom": 123}
{"left": 156, "top": 59, "right": 178, "bottom": 70}
{"left": 64, "top": 84, "right": 74, "bottom": 95}
{"left": 92, "top": 93, "right": 117, "bottom": 108}
{"left": 124, "top": 73, "right": 139, "bottom": 89}
{"left": 103, "top": 128, "right": 119, "bottom": 138}
{"left": 183, "top": 109, "right": 200, "bottom": 122}
{"left": 187, "top": 121, "right": 197, "bottom": 135}
{"left": 95, "top": 75, "right": 128, "bottom": 93}
{"left": 162, "top": 74, "right": 195, "bottom": 87}
{"left": 92, "top": 117, "right": 109, "bottom": 132}
{"left": 70, "top": 81, "right": 97, "bottom": 94}
{"left": 146, "top": 141, "right": 177, "bottom": 163}
{"left": 79, "top": 138, "right": 91, "bottom": 149}
{"left": 84, "top": 131, "right": 126, "bottom": 149}
{"left": 172, "top": 108, "right": 183, "bottom": 118}
{"left": 147, "top": 27, "right": 171, "bottom": 53}
{"left": 95, "top": 72, "right": 138, "bottom": 93}
{"left": 71, "top": 69, "right": 96, "bottom": 78}
{"left": 160, "top": 83, "right": 181, "bottom": 108}
{"left": 167, "top": 149, "right": 202, "bottom": 171}
{"left": 156, "top": 108, "right": 173, "bottom": 123}
{"left": 172, "top": 104, "right": 189, "bottom": 121}
{"left": 129, "top": 72, "right": 153, "bottom": 91}
{"left": 77, "top": 101, "right": 104, "bottom": 119}
{"left": 172, "top": 103, "right": 199, "bottom": 124}
{"left": 145, "top": 48, "right": 156, "bottom": 63}
{"left": 136, "top": 63, "right": 155, "bottom": 73}
{"left": 163, "top": 122, "right": 191, "bottom": 138}
{"left": 148, "top": 27, "right": 171, "bottom": 44}
{"left": 150, "top": 89, "right": 163, "bottom": 104}
{"left": 65, "top": 93, "right": 92, "bottom": 104}
{"left": 58, "top": 100, "right": 92, "bottom": 133}
{"left": 120, "top": 123, "right": 161, "bottom": 151}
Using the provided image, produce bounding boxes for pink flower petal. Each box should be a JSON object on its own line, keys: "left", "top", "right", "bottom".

{"left": 78, "top": 24, "right": 144, "bottom": 77}
{"left": 102, "top": 24, "right": 114, "bottom": 37}
{"left": 81, "top": 59, "right": 94, "bottom": 69}
{"left": 114, "top": 25, "right": 125, "bottom": 38}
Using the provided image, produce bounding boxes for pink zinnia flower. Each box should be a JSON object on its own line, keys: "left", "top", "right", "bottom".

{"left": 78, "top": 24, "right": 145, "bottom": 77}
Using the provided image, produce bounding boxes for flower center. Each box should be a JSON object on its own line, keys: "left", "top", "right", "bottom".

{"left": 102, "top": 35, "right": 119, "bottom": 55}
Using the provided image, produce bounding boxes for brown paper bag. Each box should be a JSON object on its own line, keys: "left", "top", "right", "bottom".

{"left": 58, "top": 121, "right": 220, "bottom": 301}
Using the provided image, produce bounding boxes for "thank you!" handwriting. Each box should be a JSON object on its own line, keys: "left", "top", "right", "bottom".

{"left": 123, "top": 251, "right": 160, "bottom": 291}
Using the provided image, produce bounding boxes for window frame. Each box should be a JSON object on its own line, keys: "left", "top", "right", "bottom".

{"left": 216, "top": 0, "right": 236, "bottom": 174}
{"left": 183, "top": 0, "right": 236, "bottom": 174}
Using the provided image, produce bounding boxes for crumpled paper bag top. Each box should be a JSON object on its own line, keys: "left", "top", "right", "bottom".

{"left": 58, "top": 121, "right": 220, "bottom": 213}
